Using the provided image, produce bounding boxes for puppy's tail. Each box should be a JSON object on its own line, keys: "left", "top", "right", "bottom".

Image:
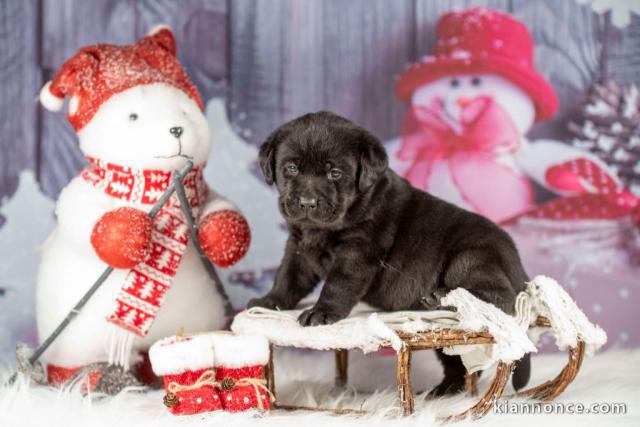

{"left": 512, "top": 352, "right": 531, "bottom": 390}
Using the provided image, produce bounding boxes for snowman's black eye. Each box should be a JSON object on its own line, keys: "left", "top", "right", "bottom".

{"left": 471, "top": 77, "right": 482, "bottom": 86}
{"left": 450, "top": 78, "right": 460, "bottom": 88}
{"left": 129, "top": 113, "right": 138, "bottom": 121}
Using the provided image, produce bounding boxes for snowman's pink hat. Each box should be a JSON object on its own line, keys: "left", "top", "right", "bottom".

{"left": 396, "top": 7, "right": 558, "bottom": 122}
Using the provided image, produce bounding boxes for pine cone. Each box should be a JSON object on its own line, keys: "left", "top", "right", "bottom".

{"left": 220, "top": 376, "right": 235, "bottom": 391}
{"left": 568, "top": 81, "right": 640, "bottom": 193}
{"left": 163, "top": 392, "right": 179, "bottom": 408}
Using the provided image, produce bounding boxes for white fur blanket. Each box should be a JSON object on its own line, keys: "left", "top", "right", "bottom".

{"left": 232, "top": 276, "right": 606, "bottom": 373}
{"left": 1, "top": 348, "right": 638, "bottom": 427}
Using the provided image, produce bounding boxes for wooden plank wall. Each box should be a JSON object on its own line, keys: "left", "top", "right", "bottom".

{"left": 0, "top": 0, "right": 638, "bottom": 206}
{"left": 0, "top": 0, "right": 40, "bottom": 225}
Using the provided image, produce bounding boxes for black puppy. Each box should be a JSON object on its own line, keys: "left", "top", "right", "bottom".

{"left": 248, "top": 112, "right": 531, "bottom": 395}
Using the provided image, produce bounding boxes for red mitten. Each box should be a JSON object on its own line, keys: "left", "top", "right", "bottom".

{"left": 545, "top": 163, "right": 584, "bottom": 193}
{"left": 545, "top": 158, "right": 619, "bottom": 195}
{"left": 91, "top": 207, "right": 152, "bottom": 269}
{"left": 198, "top": 210, "right": 250, "bottom": 267}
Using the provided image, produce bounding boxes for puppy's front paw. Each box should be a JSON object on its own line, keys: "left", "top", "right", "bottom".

{"left": 247, "top": 295, "right": 285, "bottom": 310}
{"left": 420, "top": 289, "right": 452, "bottom": 310}
{"left": 298, "top": 307, "right": 346, "bottom": 326}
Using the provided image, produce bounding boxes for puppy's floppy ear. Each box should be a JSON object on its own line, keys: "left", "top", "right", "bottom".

{"left": 357, "top": 130, "right": 388, "bottom": 192}
{"left": 259, "top": 130, "right": 280, "bottom": 185}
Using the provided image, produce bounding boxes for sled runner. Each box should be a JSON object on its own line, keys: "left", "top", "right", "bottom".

{"left": 232, "top": 276, "right": 605, "bottom": 420}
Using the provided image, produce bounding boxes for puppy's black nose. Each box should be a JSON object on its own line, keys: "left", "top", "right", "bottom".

{"left": 169, "top": 126, "right": 183, "bottom": 138}
{"left": 299, "top": 197, "right": 317, "bottom": 210}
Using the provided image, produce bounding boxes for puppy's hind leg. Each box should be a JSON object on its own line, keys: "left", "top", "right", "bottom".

{"left": 429, "top": 349, "right": 466, "bottom": 397}
{"left": 425, "top": 249, "right": 520, "bottom": 395}
{"left": 442, "top": 248, "right": 518, "bottom": 314}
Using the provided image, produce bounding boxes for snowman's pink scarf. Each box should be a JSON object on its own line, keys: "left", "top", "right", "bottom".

{"left": 82, "top": 158, "right": 208, "bottom": 350}
{"left": 397, "top": 97, "right": 534, "bottom": 223}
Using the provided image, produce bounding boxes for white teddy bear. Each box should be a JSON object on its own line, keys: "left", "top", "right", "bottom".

{"left": 37, "top": 26, "right": 250, "bottom": 390}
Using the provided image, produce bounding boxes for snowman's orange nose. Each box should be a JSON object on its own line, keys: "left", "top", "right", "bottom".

{"left": 457, "top": 96, "right": 471, "bottom": 107}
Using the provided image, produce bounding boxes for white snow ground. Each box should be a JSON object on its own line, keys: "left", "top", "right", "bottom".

{"left": 1, "top": 348, "right": 638, "bottom": 427}
{"left": 0, "top": 171, "right": 55, "bottom": 358}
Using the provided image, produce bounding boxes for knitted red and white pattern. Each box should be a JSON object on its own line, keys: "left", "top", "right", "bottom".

{"left": 149, "top": 333, "right": 272, "bottom": 414}
{"left": 82, "top": 157, "right": 208, "bottom": 337}
{"left": 41, "top": 27, "right": 203, "bottom": 131}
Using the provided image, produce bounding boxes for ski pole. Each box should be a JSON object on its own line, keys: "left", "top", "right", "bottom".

{"left": 7, "top": 161, "right": 194, "bottom": 386}
{"left": 172, "top": 174, "right": 235, "bottom": 321}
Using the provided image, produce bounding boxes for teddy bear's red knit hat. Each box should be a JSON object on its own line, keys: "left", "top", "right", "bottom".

{"left": 39, "top": 26, "right": 203, "bottom": 131}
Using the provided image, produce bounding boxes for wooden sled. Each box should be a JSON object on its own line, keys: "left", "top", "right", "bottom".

{"left": 262, "top": 315, "right": 586, "bottom": 422}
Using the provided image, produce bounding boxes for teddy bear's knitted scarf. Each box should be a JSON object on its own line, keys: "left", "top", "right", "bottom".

{"left": 82, "top": 157, "right": 208, "bottom": 367}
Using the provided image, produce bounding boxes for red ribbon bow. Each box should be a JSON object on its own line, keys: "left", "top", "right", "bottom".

{"left": 398, "top": 96, "right": 534, "bottom": 222}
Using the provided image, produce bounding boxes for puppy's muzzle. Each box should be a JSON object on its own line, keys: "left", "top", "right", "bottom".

{"left": 299, "top": 196, "right": 317, "bottom": 210}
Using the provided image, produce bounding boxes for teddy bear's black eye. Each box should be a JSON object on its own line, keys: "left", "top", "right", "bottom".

{"left": 450, "top": 78, "right": 460, "bottom": 88}
{"left": 471, "top": 77, "right": 482, "bottom": 86}
{"left": 129, "top": 113, "right": 138, "bottom": 121}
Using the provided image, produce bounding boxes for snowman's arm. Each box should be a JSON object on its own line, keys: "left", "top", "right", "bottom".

{"left": 55, "top": 176, "right": 115, "bottom": 247}
{"left": 514, "top": 138, "right": 612, "bottom": 194}
{"left": 199, "top": 188, "right": 244, "bottom": 220}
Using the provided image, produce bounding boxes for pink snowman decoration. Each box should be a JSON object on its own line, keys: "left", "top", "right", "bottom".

{"left": 393, "top": 7, "right": 639, "bottom": 349}
{"left": 395, "top": 7, "right": 564, "bottom": 223}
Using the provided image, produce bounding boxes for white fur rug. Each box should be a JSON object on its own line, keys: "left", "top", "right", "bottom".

{"left": 1, "top": 348, "right": 638, "bottom": 427}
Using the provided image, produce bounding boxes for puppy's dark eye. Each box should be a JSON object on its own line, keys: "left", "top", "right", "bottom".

{"left": 285, "top": 163, "right": 299, "bottom": 176}
{"left": 471, "top": 77, "right": 481, "bottom": 86}
{"left": 450, "top": 78, "right": 460, "bottom": 88}
{"left": 129, "top": 113, "right": 138, "bottom": 121}
{"left": 328, "top": 168, "right": 342, "bottom": 181}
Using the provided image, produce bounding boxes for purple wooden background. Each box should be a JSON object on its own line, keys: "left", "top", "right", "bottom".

{"left": 1, "top": 0, "right": 638, "bottom": 204}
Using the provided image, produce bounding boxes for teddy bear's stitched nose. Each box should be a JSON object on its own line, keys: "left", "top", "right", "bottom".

{"left": 169, "top": 126, "right": 183, "bottom": 138}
